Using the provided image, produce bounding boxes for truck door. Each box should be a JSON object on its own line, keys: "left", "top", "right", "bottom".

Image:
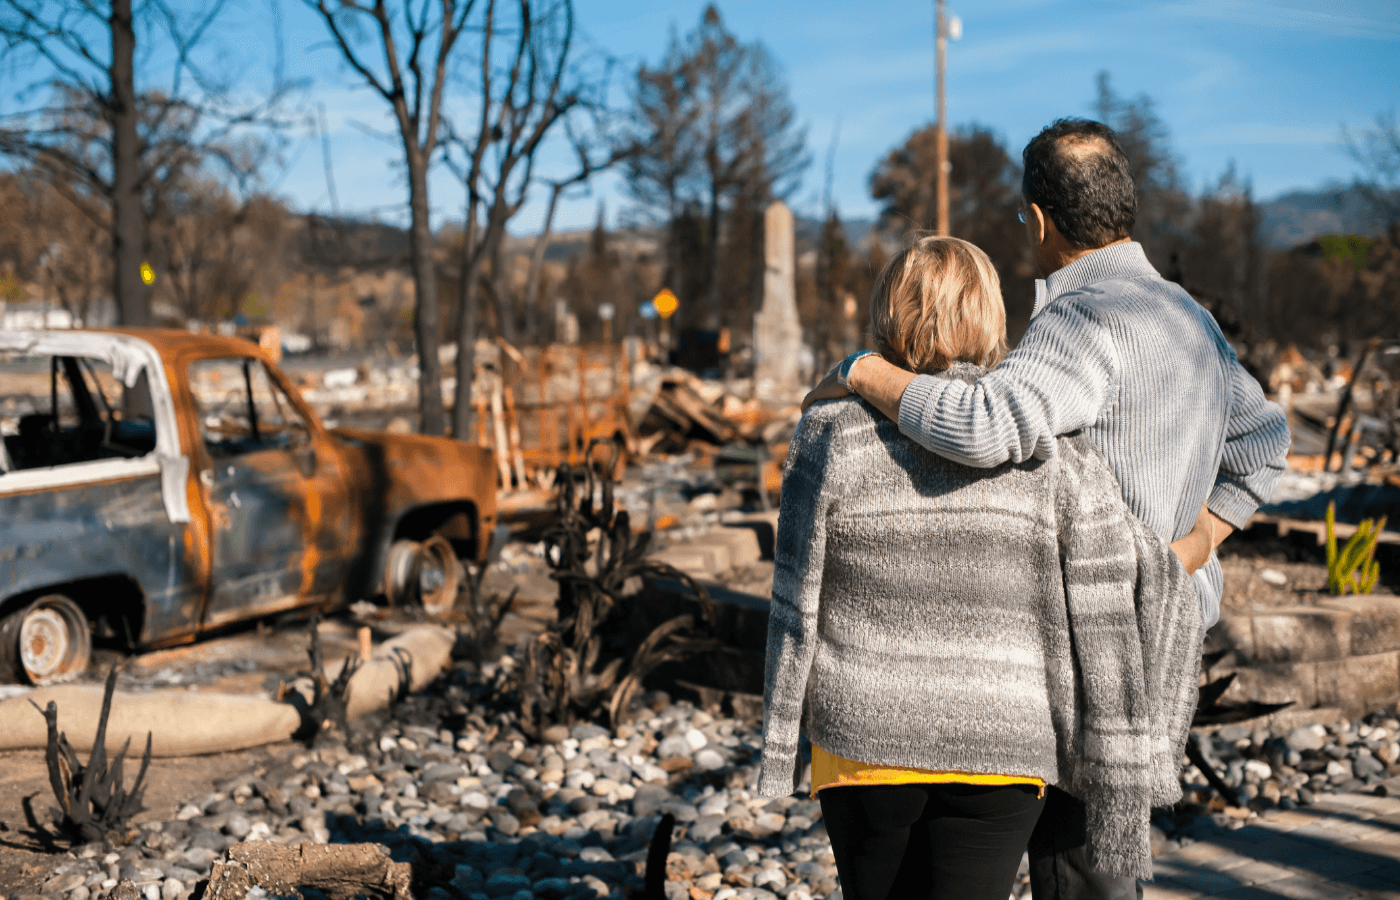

{"left": 188, "top": 357, "right": 352, "bottom": 628}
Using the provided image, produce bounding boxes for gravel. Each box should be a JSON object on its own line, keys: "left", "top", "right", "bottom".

{"left": 21, "top": 645, "right": 1400, "bottom": 900}
{"left": 15, "top": 656, "right": 842, "bottom": 900}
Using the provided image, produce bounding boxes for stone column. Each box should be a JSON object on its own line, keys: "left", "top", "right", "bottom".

{"left": 753, "top": 201, "right": 804, "bottom": 399}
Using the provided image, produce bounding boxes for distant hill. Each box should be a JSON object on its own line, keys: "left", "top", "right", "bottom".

{"left": 1257, "top": 185, "right": 1389, "bottom": 249}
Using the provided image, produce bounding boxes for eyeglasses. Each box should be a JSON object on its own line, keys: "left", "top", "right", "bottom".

{"left": 1017, "top": 204, "right": 1051, "bottom": 224}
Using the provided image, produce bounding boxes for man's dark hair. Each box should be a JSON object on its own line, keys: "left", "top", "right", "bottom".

{"left": 1022, "top": 118, "right": 1136, "bottom": 250}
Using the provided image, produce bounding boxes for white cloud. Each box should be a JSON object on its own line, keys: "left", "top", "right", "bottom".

{"left": 1159, "top": 0, "right": 1400, "bottom": 41}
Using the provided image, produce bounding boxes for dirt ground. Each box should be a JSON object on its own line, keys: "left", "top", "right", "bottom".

{"left": 0, "top": 743, "right": 294, "bottom": 895}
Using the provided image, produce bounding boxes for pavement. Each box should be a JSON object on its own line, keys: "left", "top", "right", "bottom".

{"left": 1147, "top": 793, "right": 1400, "bottom": 899}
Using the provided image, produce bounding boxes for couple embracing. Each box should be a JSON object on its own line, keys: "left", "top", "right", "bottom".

{"left": 759, "top": 119, "right": 1291, "bottom": 900}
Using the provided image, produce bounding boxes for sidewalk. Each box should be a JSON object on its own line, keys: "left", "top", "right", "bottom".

{"left": 1146, "top": 793, "right": 1400, "bottom": 899}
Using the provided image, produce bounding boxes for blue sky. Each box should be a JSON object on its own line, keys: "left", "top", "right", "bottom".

{"left": 8, "top": 0, "right": 1400, "bottom": 234}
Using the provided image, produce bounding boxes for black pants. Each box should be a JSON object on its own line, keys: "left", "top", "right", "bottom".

{"left": 819, "top": 782, "right": 1045, "bottom": 900}
{"left": 1028, "top": 786, "right": 1142, "bottom": 900}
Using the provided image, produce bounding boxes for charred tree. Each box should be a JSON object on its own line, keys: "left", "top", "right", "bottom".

{"left": 306, "top": 0, "right": 478, "bottom": 437}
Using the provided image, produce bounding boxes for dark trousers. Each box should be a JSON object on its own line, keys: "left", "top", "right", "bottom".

{"left": 1028, "top": 786, "right": 1142, "bottom": 900}
{"left": 819, "top": 782, "right": 1045, "bottom": 900}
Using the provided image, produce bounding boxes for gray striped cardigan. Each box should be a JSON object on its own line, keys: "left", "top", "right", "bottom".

{"left": 896, "top": 241, "right": 1292, "bottom": 628}
{"left": 760, "top": 366, "right": 1202, "bottom": 880}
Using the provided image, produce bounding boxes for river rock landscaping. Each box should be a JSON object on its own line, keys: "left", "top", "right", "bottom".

{"left": 11, "top": 638, "right": 1400, "bottom": 900}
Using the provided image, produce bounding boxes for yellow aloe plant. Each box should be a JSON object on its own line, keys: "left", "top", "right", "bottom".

{"left": 1326, "top": 500, "right": 1386, "bottom": 595}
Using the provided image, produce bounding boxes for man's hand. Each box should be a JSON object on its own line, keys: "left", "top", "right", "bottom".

{"left": 1170, "top": 504, "right": 1236, "bottom": 575}
{"left": 803, "top": 353, "right": 916, "bottom": 424}
{"left": 802, "top": 366, "right": 849, "bottom": 411}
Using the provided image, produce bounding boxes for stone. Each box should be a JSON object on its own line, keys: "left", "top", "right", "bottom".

{"left": 751, "top": 813, "right": 786, "bottom": 837}
{"left": 1284, "top": 725, "right": 1326, "bottom": 752}
{"left": 490, "top": 811, "right": 521, "bottom": 837}
{"left": 753, "top": 867, "right": 787, "bottom": 890}
{"left": 661, "top": 801, "right": 700, "bottom": 823}
{"left": 657, "top": 735, "right": 695, "bottom": 759}
{"left": 565, "top": 770, "right": 596, "bottom": 790}
{"left": 484, "top": 872, "right": 532, "bottom": 898}
{"left": 41, "top": 874, "right": 86, "bottom": 893}
{"left": 1243, "top": 760, "right": 1272, "bottom": 782}
{"left": 223, "top": 812, "right": 252, "bottom": 840}
{"left": 690, "top": 815, "right": 726, "bottom": 843}
{"left": 633, "top": 785, "right": 673, "bottom": 818}
{"left": 694, "top": 749, "right": 726, "bottom": 771}
{"left": 534, "top": 877, "right": 572, "bottom": 899}
{"left": 422, "top": 762, "right": 467, "bottom": 782}
{"left": 1355, "top": 752, "right": 1386, "bottom": 777}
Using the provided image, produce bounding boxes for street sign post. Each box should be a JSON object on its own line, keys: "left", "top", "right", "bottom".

{"left": 651, "top": 289, "right": 678, "bottom": 353}
{"left": 652, "top": 289, "right": 678, "bottom": 319}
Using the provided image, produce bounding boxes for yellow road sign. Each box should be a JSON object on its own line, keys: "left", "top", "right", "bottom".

{"left": 653, "top": 288, "right": 678, "bottom": 319}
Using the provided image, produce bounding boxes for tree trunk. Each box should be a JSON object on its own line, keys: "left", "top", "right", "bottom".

{"left": 109, "top": 0, "right": 147, "bottom": 327}
{"left": 522, "top": 184, "right": 564, "bottom": 314}
{"left": 706, "top": 177, "right": 722, "bottom": 330}
{"left": 486, "top": 208, "right": 516, "bottom": 346}
{"left": 406, "top": 148, "right": 445, "bottom": 436}
{"left": 453, "top": 204, "right": 482, "bottom": 442}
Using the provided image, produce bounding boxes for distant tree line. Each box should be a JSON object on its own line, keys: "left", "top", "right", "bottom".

{"left": 4, "top": 0, "right": 1399, "bottom": 437}
{"left": 863, "top": 74, "right": 1400, "bottom": 368}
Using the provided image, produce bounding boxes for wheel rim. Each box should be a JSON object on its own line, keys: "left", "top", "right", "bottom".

{"left": 418, "top": 554, "right": 447, "bottom": 596}
{"left": 417, "top": 536, "right": 460, "bottom": 615}
{"left": 19, "top": 606, "right": 75, "bottom": 683}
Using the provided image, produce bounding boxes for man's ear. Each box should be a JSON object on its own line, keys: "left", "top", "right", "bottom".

{"left": 1030, "top": 203, "right": 1049, "bottom": 246}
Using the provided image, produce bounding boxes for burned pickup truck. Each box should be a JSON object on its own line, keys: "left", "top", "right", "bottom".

{"left": 0, "top": 329, "right": 497, "bottom": 684}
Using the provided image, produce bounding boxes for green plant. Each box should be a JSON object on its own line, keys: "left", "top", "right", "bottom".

{"left": 1326, "top": 500, "right": 1386, "bottom": 595}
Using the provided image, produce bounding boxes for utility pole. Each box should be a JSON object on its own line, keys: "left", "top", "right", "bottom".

{"left": 934, "top": 0, "right": 949, "bottom": 236}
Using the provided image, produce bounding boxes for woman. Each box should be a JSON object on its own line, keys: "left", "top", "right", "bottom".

{"left": 760, "top": 236, "right": 1201, "bottom": 900}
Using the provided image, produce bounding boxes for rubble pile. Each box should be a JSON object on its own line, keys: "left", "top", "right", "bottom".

{"left": 22, "top": 635, "right": 1400, "bottom": 900}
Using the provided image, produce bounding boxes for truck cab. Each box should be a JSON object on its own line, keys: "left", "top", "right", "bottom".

{"left": 0, "top": 329, "right": 496, "bottom": 684}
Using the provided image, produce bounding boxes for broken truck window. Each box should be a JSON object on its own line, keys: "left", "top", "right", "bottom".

{"left": 0, "top": 351, "right": 157, "bottom": 472}
{"left": 188, "top": 357, "right": 311, "bottom": 457}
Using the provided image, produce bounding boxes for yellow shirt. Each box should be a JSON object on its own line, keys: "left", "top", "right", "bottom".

{"left": 811, "top": 744, "right": 1045, "bottom": 798}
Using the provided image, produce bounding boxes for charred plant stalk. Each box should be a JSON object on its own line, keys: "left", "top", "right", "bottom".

{"left": 300, "top": 613, "right": 360, "bottom": 743}
{"left": 517, "top": 439, "right": 717, "bottom": 736}
{"left": 32, "top": 666, "right": 151, "bottom": 845}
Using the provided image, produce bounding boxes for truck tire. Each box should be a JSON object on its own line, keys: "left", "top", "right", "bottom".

{"left": 0, "top": 594, "right": 92, "bottom": 685}
{"left": 385, "top": 537, "right": 461, "bottom": 616}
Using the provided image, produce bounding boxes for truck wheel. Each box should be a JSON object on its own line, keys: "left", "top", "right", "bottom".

{"left": 385, "top": 537, "right": 461, "bottom": 616}
{"left": 0, "top": 594, "right": 92, "bottom": 685}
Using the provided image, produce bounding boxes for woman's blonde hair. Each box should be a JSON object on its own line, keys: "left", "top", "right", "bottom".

{"left": 868, "top": 234, "right": 1007, "bottom": 374}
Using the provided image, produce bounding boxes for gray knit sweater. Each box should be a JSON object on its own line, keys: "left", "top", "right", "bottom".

{"left": 760, "top": 365, "right": 1203, "bottom": 879}
{"left": 896, "top": 242, "right": 1292, "bottom": 628}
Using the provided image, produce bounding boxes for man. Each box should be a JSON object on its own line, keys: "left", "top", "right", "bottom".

{"left": 804, "top": 118, "right": 1291, "bottom": 899}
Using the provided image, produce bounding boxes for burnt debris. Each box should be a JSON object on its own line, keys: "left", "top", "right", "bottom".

{"left": 32, "top": 666, "right": 152, "bottom": 846}
{"left": 516, "top": 439, "right": 719, "bottom": 737}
